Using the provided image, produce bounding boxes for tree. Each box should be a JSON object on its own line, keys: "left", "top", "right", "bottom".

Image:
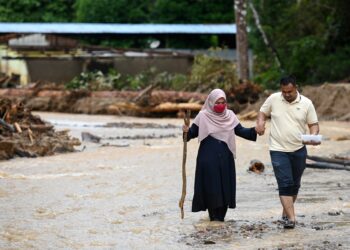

{"left": 248, "top": 0, "right": 350, "bottom": 86}
{"left": 0, "top": 0, "right": 75, "bottom": 22}
{"left": 75, "top": 0, "right": 236, "bottom": 48}
{"left": 234, "top": 0, "right": 249, "bottom": 81}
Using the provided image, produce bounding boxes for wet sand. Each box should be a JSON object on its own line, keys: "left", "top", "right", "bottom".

{"left": 0, "top": 112, "right": 349, "bottom": 249}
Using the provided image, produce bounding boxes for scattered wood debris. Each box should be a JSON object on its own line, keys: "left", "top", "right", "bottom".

{"left": 0, "top": 98, "right": 81, "bottom": 160}
{"left": 81, "top": 132, "right": 101, "bottom": 143}
{"left": 239, "top": 110, "right": 258, "bottom": 120}
{"left": 0, "top": 79, "right": 264, "bottom": 117}
{"left": 0, "top": 87, "right": 207, "bottom": 117}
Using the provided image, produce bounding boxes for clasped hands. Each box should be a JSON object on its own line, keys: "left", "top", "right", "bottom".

{"left": 183, "top": 124, "right": 267, "bottom": 135}
{"left": 255, "top": 124, "right": 265, "bottom": 136}
{"left": 183, "top": 124, "right": 320, "bottom": 146}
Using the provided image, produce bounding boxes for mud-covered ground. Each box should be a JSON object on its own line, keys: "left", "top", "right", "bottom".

{"left": 0, "top": 112, "right": 349, "bottom": 249}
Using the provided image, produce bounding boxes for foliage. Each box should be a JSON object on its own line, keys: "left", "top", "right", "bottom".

{"left": 0, "top": 0, "right": 75, "bottom": 22}
{"left": 65, "top": 67, "right": 189, "bottom": 91}
{"left": 2, "top": 0, "right": 350, "bottom": 85}
{"left": 64, "top": 53, "right": 240, "bottom": 92}
{"left": 248, "top": 0, "right": 350, "bottom": 85}
{"left": 65, "top": 70, "right": 122, "bottom": 91}
{"left": 311, "top": 45, "right": 350, "bottom": 83}
{"left": 75, "top": 0, "right": 151, "bottom": 23}
{"left": 188, "top": 53, "right": 238, "bottom": 92}
{"left": 74, "top": 0, "right": 235, "bottom": 48}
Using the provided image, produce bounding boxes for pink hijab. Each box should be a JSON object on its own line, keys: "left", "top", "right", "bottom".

{"left": 193, "top": 89, "right": 240, "bottom": 157}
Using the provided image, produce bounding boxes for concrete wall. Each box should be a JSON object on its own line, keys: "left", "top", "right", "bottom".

{"left": 113, "top": 56, "right": 193, "bottom": 75}
{"left": 0, "top": 47, "right": 29, "bottom": 84}
{"left": 1, "top": 56, "right": 193, "bottom": 84}
{"left": 26, "top": 59, "right": 85, "bottom": 83}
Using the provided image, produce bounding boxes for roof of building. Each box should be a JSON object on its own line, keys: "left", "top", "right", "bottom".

{"left": 0, "top": 23, "right": 236, "bottom": 35}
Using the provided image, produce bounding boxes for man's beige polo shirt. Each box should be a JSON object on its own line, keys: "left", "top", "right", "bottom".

{"left": 260, "top": 92, "right": 318, "bottom": 152}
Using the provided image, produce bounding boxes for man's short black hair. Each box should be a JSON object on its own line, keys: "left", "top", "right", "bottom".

{"left": 280, "top": 75, "right": 297, "bottom": 86}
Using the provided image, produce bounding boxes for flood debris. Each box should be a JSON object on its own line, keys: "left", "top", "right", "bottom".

{"left": 311, "top": 223, "right": 335, "bottom": 231}
{"left": 182, "top": 220, "right": 273, "bottom": 247}
{"left": 104, "top": 122, "right": 178, "bottom": 129}
{"left": 81, "top": 132, "right": 101, "bottom": 143}
{"left": 0, "top": 98, "right": 80, "bottom": 160}
{"left": 100, "top": 143, "right": 129, "bottom": 147}
{"left": 328, "top": 210, "right": 342, "bottom": 216}
{"left": 105, "top": 134, "right": 178, "bottom": 140}
{"left": 0, "top": 73, "right": 19, "bottom": 88}
{"left": 0, "top": 86, "right": 206, "bottom": 117}
{"left": 248, "top": 159, "right": 265, "bottom": 174}
{"left": 238, "top": 83, "right": 350, "bottom": 121}
{"left": 239, "top": 110, "right": 258, "bottom": 121}
{"left": 306, "top": 154, "right": 350, "bottom": 171}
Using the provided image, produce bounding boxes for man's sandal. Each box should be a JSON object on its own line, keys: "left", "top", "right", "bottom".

{"left": 283, "top": 219, "right": 296, "bottom": 229}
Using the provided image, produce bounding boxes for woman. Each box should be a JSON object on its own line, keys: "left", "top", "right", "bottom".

{"left": 183, "top": 89, "right": 257, "bottom": 221}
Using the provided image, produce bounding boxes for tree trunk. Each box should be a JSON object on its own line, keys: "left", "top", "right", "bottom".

{"left": 248, "top": 0, "right": 283, "bottom": 71}
{"left": 234, "top": 0, "right": 249, "bottom": 82}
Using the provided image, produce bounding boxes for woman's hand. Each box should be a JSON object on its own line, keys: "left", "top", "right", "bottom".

{"left": 255, "top": 124, "right": 265, "bottom": 136}
{"left": 182, "top": 124, "right": 189, "bottom": 133}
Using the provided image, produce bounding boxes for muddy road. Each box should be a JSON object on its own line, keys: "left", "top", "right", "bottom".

{"left": 0, "top": 112, "right": 349, "bottom": 249}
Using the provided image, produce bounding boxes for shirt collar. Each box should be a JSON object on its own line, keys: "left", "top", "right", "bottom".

{"left": 280, "top": 91, "right": 301, "bottom": 104}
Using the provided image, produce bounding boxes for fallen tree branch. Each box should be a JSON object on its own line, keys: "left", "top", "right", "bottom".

{"left": 132, "top": 83, "right": 158, "bottom": 104}
{"left": 306, "top": 161, "right": 350, "bottom": 171}
{"left": 307, "top": 155, "right": 350, "bottom": 166}
{"left": 0, "top": 118, "right": 14, "bottom": 132}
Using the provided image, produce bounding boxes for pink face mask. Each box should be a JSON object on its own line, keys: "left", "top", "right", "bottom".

{"left": 213, "top": 103, "right": 226, "bottom": 113}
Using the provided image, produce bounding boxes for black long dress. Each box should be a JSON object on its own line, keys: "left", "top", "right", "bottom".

{"left": 186, "top": 123, "right": 257, "bottom": 212}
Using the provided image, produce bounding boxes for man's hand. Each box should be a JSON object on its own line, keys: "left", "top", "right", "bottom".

{"left": 302, "top": 140, "right": 321, "bottom": 146}
{"left": 255, "top": 124, "right": 265, "bottom": 136}
{"left": 256, "top": 111, "right": 267, "bottom": 136}
{"left": 308, "top": 123, "right": 319, "bottom": 135}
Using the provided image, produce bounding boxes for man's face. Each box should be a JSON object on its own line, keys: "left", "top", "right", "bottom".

{"left": 281, "top": 83, "right": 298, "bottom": 103}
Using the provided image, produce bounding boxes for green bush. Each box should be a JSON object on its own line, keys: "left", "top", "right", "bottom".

{"left": 65, "top": 67, "right": 189, "bottom": 91}
{"left": 65, "top": 70, "right": 122, "bottom": 91}
{"left": 188, "top": 54, "right": 238, "bottom": 92}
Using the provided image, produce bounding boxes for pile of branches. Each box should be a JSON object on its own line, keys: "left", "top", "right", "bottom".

{"left": 0, "top": 98, "right": 80, "bottom": 160}
{"left": 0, "top": 86, "right": 206, "bottom": 117}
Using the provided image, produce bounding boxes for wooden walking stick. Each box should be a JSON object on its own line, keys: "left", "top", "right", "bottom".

{"left": 179, "top": 110, "right": 190, "bottom": 219}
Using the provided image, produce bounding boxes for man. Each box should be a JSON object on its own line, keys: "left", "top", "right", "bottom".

{"left": 255, "top": 75, "right": 320, "bottom": 229}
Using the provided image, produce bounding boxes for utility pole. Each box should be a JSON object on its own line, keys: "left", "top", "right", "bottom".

{"left": 234, "top": 0, "right": 249, "bottom": 82}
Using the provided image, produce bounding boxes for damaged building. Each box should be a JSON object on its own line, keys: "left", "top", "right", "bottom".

{"left": 0, "top": 23, "right": 240, "bottom": 85}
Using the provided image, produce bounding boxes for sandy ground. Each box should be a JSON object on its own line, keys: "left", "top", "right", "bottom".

{"left": 0, "top": 112, "right": 349, "bottom": 249}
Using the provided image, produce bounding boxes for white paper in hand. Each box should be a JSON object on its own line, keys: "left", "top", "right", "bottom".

{"left": 301, "top": 134, "right": 322, "bottom": 142}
